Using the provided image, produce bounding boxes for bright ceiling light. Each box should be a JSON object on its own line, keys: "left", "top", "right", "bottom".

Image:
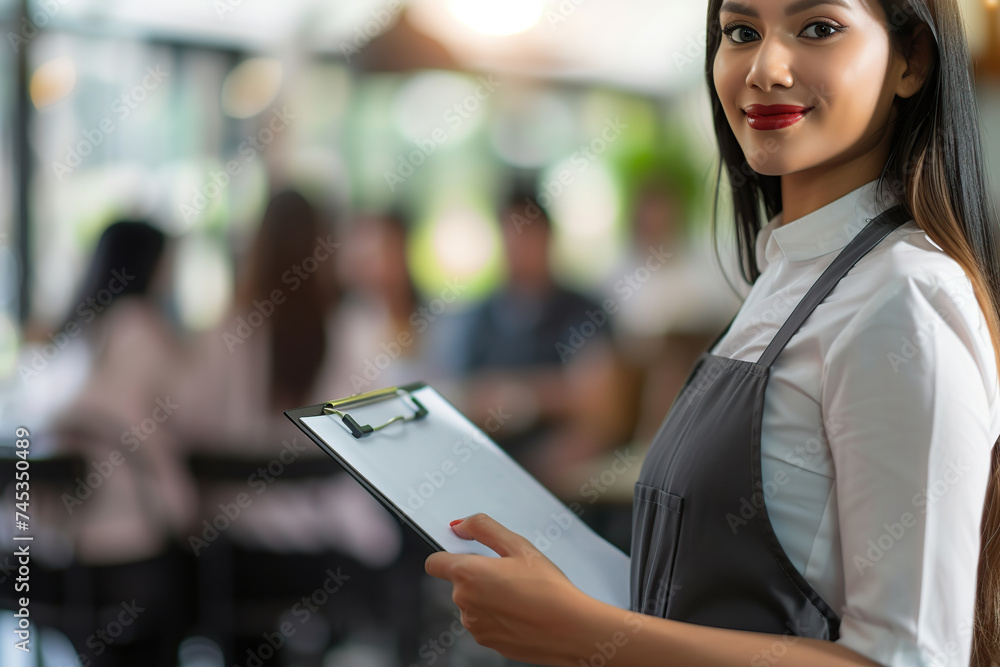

{"left": 446, "top": 0, "right": 545, "bottom": 36}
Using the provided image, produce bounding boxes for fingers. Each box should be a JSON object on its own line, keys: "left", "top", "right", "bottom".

{"left": 425, "top": 550, "right": 503, "bottom": 584}
{"left": 451, "top": 513, "right": 528, "bottom": 557}
{"left": 425, "top": 550, "right": 462, "bottom": 580}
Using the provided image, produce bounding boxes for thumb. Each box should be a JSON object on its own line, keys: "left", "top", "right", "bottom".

{"left": 450, "top": 513, "right": 527, "bottom": 558}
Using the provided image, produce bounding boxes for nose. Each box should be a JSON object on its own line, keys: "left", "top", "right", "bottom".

{"left": 745, "top": 35, "right": 794, "bottom": 92}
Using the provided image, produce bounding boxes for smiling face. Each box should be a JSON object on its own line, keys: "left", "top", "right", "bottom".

{"left": 712, "top": 0, "right": 916, "bottom": 178}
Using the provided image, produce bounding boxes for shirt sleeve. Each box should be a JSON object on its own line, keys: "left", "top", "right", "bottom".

{"left": 821, "top": 272, "right": 996, "bottom": 667}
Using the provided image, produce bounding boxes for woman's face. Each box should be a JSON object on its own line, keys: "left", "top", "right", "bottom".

{"left": 712, "top": 0, "right": 917, "bottom": 177}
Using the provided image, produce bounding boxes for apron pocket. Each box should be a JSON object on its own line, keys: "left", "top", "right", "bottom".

{"left": 630, "top": 482, "right": 683, "bottom": 617}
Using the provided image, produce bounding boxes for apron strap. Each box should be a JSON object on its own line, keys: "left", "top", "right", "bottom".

{"left": 756, "top": 204, "right": 911, "bottom": 368}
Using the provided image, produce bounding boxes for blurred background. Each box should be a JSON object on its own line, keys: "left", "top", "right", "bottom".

{"left": 0, "top": 0, "right": 997, "bottom": 665}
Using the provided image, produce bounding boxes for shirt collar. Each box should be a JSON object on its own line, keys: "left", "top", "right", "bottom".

{"left": 755, "top": 178, "right": 900, "bottom": 269}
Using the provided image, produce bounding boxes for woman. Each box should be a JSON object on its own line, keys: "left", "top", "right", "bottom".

{"left": 40, "top": 220, "right": 194, "bottom": 665}
{"left": 48, "top": 219, "right": 193, "bottom": 566}
{"left": 424, "top": 0, "right": 1000, "bottom": 664}
{"left": 174, "top": 190, "right": 400, "bottom": 560}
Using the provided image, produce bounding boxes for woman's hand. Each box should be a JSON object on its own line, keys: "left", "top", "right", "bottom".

{"left": 424, "top": 513, "right": 597, "bottom": 666}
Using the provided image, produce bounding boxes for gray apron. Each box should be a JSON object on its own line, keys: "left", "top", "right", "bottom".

{"left": 630, "top": 204, "right": 910, "bottom": 639}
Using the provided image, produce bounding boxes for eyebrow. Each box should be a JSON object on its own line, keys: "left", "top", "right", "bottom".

{"left": 719, "top": 0, "right": 852, "bottom": 18}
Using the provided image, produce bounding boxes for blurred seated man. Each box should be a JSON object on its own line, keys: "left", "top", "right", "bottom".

{"left": 453, "top": 190, "right": 636, "bottom": 485}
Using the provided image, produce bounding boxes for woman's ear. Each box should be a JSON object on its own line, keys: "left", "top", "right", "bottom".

{"left": 895, "top": 22, "right": 934, "bottom": 99}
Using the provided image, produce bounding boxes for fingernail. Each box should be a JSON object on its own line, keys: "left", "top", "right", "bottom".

{"left": 449, "top": 519, "right": 464, "bottom": 527}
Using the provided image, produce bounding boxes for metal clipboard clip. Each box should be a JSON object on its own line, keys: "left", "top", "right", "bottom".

{"left": 322, "top": 386, "right": 429, "bottom": 439}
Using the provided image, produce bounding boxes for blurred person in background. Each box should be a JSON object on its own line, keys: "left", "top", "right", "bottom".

{"left": 522, "top": 177, "right": 744, "bottom": 549}
{"left": 332, "top": 208, "right": 484, "bottom": 666}
{"left": 453, "top": 189, "right": 636, "bottom": 489}
{"left": 32, "top": 219, "right": 195, "bottom": 666}
{"left": 335, "top": 209, "right": 442, "bottom": 394}
{"left": 172, "top": 189, "right": 406, "bottom": 667}
{"left": 609, "top": 177, "right": 742, "bottom": 449}
{"left": 175, "top": 189, "right": 341, "bottom": 449}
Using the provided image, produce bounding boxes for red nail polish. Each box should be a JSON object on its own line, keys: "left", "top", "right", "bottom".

{"left": 450, "top": 519, "right": 463, "bottom": 526}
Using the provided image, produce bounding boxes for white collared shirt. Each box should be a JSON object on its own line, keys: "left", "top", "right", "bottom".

{"left": 709, "top": 178, "right": 1000, "bottom": 667}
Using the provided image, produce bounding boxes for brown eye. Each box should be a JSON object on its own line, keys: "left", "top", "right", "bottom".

{"left": 801, "top": 22, "right": 842, "bottom": 39}
{"left": 722, "top": 23, "right": 759, "bottom": 44}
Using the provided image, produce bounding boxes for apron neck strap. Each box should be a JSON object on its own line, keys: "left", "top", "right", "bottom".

{"left": 756, "top": 204, "right": 911, "bottom": 369}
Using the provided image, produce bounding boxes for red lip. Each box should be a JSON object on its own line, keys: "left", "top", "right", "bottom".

{"left": 743, "top": 104, "right": 813, "bottom": 131}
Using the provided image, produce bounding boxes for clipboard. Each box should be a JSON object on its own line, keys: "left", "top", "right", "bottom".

{"left": 284, "top": 382, "right": 631, "bottom": 609}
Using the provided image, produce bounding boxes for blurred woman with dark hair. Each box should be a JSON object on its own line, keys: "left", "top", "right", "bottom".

{"left": 48, "top": 219, "right": 193, "bottom": 565}
{"left": 234, "top": 190, "right": 335, "bottom": 411}
{"left": 175, "top": 189, "right": 399, "bottom": 554}
{"left": 173, "top": 190, "right": 403, "bottom": 663}
{"left": 176, "top": 190, "right": 338, "bottom": 446}
{"left": 20, "top": 219, "right": 196, "bottom": 666}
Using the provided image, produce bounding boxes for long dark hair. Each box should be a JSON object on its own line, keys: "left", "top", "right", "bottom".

{"left": 238, "top": 190, "right": 334, "bottom": 410}
{"left": 703, "top": 0, "right": 1000, "bottom": 662}
{"left": 62, "top": 220, "right": 166, "bottom": 331}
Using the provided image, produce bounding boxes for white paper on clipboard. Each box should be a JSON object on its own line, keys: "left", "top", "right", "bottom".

{"left": 294, "top": 383, "right": 631, "bottom": 609}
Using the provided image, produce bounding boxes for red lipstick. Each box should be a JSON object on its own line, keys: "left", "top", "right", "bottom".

{"left": 743, "top": 104, "right": 812, "bottom": 131}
